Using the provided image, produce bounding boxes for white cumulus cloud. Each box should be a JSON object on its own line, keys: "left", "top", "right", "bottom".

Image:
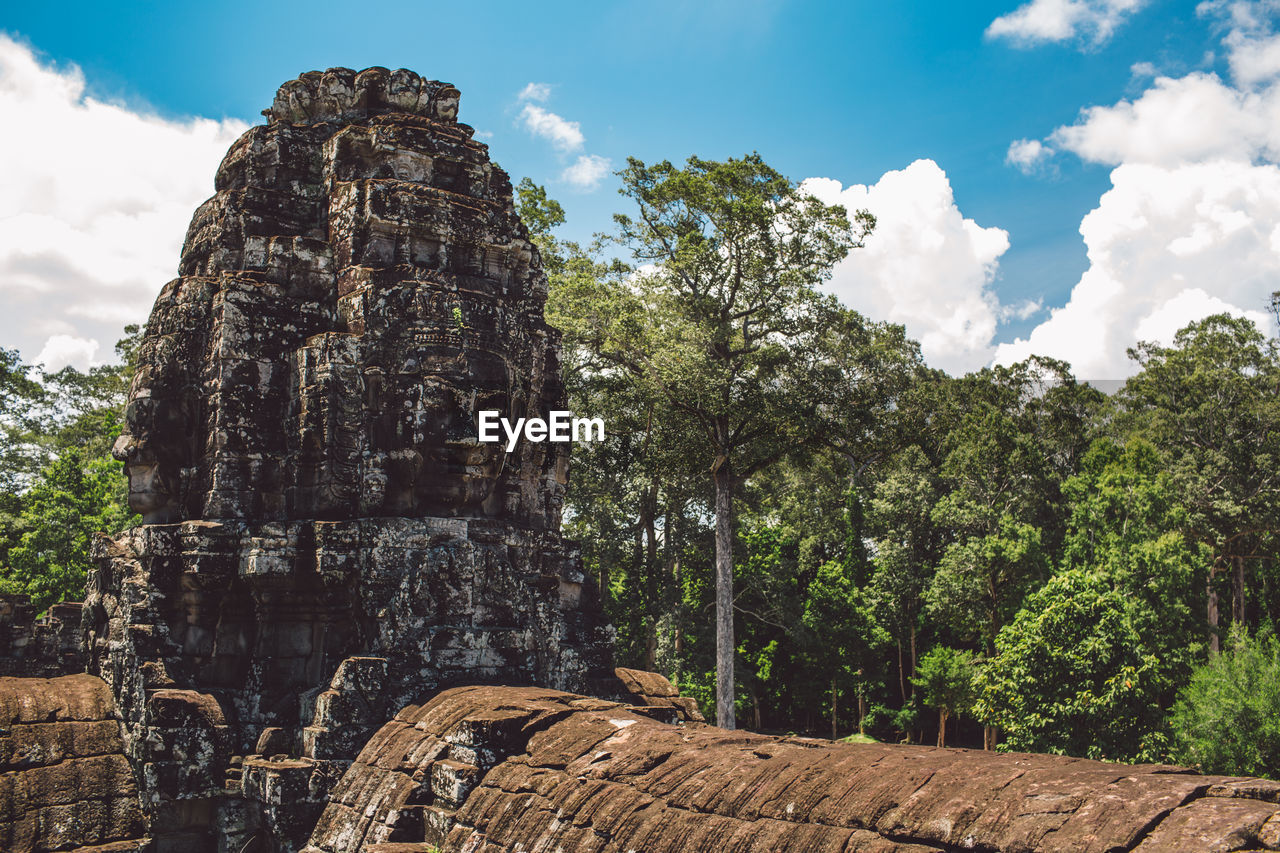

{"left": 995, "top": 2, "right": 1280, "bottom": 377}
{"left": 1050, "top": 71, "right": 1280, "bottom": 165}
{"left": 994, "top": 161, "right": 1280, "bottom": 376}
{"left": 986, "top": 0, "right": 1148, "bottom": 47}
{"left": 35, "top": 334, "right": 100, "bottom": 371}
{"left": 561, "top": 154, "right": 611, "bottom": 190}
{"left": 0, "top": 33, "right": 247, "bottom": 370}
{"left": 803, "top": 160, "right": 1016, "bottom": 374}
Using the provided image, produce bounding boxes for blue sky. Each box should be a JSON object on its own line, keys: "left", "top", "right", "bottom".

{"left": 3, "top": 0, "right": 1278, "bottom": 376}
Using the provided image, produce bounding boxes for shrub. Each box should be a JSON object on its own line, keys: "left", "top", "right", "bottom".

{"left": 1171, "top": 630, "right": 1280, "bottom": 778}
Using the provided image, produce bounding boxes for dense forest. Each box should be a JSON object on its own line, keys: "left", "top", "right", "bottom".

{"left": 3, "top": 154, "right": 1280, "bottom": 781}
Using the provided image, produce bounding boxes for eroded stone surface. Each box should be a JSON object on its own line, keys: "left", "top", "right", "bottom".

{"left": 81, "top": 67, "right": 613, "bottom": 852}
{"left": 613, "top": 665, "right": 705, "bottom": 723}
{"left": 0, "top": 675, "right": 148, "bottom": 852}
{"left": 305, "top": 685, "right": 1280, "bottom": 853}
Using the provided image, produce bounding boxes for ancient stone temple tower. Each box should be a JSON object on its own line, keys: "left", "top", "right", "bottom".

{"left": 82, "top": 67, "right": 614, "bottom": 849}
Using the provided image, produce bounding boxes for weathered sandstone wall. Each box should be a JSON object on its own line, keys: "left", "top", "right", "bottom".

{"left": 0, "top": 674, "right": 148, "bottom": 852}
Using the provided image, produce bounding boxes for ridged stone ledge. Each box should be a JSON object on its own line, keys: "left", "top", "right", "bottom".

{"left": 305, "top": 685, "right": 1280, "bottom": 853}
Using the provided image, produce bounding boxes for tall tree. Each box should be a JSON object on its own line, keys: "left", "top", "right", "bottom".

{"left": 868, "top": 445, "right": 942, "bottom": 705}
{"left": 925, "top": 358, "right": 1101, "bottom": 748}
{"left": 561, "top": 153, "right": 871, "bottom": 727}
{"left": 1121, "top": 315, "right": 1280, "bottom": 653}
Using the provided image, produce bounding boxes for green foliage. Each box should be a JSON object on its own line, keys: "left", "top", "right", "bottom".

{"left": 1171, "top": 630, "right": 1280, "bottom": 777}
{"left": 515, "top": 177, "right": 566, "bottom": 245}
{"left": 0, "top": 326, "right": 141, "bottom": 610}
{"left": 1122, "top": 314, "right": 1280, "bottom": 633}
{"left": 0, "top": 347, "right": 47, "bottom": 560}
{"left": 912, "top": 645, "right": 976, "bottom": 746}
{"left": 923, "top": 359, "right": 1102, "bottom": 655}
{"left": 841, "top": 732, "right": 879, "bottom": 744}
{"left": 507, "top": 174, "right": 1280, "bottom": 759}
{"left": 928, "top": 514, "right": 1047, "bottom": 651}
{"left": 0, "top": 447, "right": 134, "bottom": 610}
{"left": 975, "top": 438, "right": 1201, "bottom": 761}
{"left": 977, "top": 565, "right": 1186, "bottom": 762}
{"left": 912, "top": 646, "right": 975, "bottom": 714}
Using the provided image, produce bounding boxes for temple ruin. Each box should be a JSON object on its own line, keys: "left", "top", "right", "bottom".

{"left": 3, "top": 67, "right": 1280, "bottom": 852}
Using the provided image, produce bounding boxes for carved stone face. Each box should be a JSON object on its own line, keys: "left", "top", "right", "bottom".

{"left": 434, "top": 88, "right": 461, "bottom": 122}
{"left": 112, "top": 432, "right": 179, "bottom": 523}
{"left": 380, "top": 331, "right": 513, "bottom": 514}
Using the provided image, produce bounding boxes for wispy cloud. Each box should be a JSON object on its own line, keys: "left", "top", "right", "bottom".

{"left": 1199, "top": 0, "right": 1280, "bottom": 87}
{"left": 986, "top": 0, "right": 1149, "bottom": 48}
{"left": 519, "top": 103, "right": 585, "bottom": 153}
{"left": 561, "top": 154, "right": 611, "bottom": 190}
{"left": 518, "top": 82, "right": 552, "bottom": 102}
{"left": 515, "top": 81, "right": 611, "bottom": 191}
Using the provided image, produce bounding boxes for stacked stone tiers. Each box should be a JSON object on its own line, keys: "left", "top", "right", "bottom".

{"left": 0, "top": 675, "right": 148, "bottom": 852}
{"left": 87, "top": 517, "right": 602, "bottom": 740}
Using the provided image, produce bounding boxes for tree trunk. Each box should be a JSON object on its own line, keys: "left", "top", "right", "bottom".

{"left": 897, "top": 638, "right": 907, "bottom": 704}
{"left": 858, "top": 685, "right": 867, "bottom": 736}
{"left": 937, "top": 709, "right": 948, "bottom": 748}
{"left": 714, "top": 459, "right": 735, "bottom": 729}
{"left": 831, "top": 678, "right": 838, "bottom": 741}
{"left": 1232, "top": 554, "right": 1245, "bottom": 631}
{"left": 671, "top": 527, "right": 683, "bottom": 684}
{"left": 644, "top": 481, "right": 659, "bottom": 670}
{"left": 1208, "top": 561, "right": 1221, "bottom": 656}
{"left": 983, "top": 725, "right": 998, "bottom": 751}
{"left": 909, "top": 625, "right": 918, "bottom": 695}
